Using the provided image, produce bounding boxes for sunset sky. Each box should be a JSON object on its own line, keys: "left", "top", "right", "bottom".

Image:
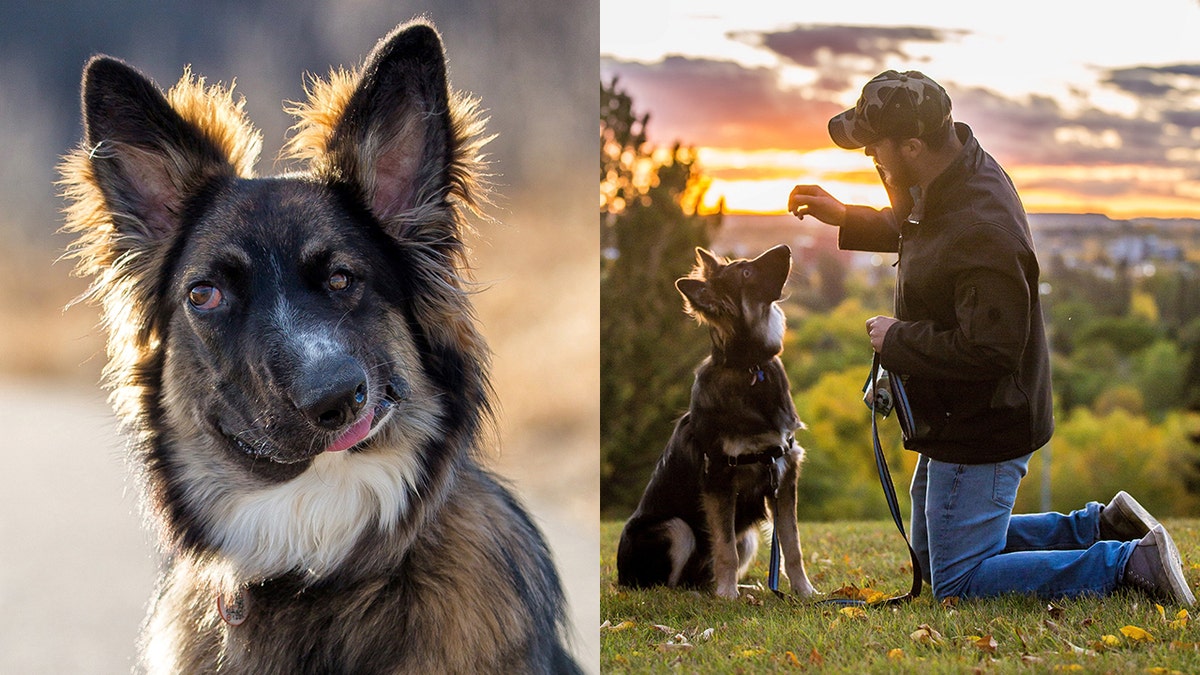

{"left": 600, "top": 0, "right": 1200, "bottom": 218}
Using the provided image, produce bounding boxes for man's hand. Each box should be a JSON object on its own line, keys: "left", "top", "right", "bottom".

{"left": 866, "top": 315, "right": 897, "bottom": 353}
{"left": 788, "top": 185, "right": 847, "bottom": 227}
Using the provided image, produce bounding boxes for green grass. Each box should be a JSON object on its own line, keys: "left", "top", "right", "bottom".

{"left": 601, "top": 519, "right": 1200, "bottom": 673}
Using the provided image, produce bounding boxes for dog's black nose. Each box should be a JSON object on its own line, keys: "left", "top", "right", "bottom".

{"left": 294, "top": 356, "right": 368, "bottom": 430}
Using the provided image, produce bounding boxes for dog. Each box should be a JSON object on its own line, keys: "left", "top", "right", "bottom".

{"left": 58, "top": 20, "right": 581, "bottom": 674}
{"left": 616, "top": 244, "right": 817, "bottom": 599}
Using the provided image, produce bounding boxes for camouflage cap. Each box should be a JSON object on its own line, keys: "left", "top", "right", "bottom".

{"left": 828, "top": 70, "right": 952, "bottom": 150}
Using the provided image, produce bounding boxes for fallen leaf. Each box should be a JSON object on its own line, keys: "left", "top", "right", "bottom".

{"left": 651, "top": 624, "right": 675, "bottom": 634}
{"left": 698, "top": 627, "right": 715, "bottom": 641}
{"left": 1044, "top": 619, "right": 1062, "bottom": 634}
{"left": 610, "top": 620, "right": 636, "bottom": 632}
{"left": 599, "top": 620, "right": 610, "bottom": 630}
{"left": 740, "top": 648, "right": 765, "bottom": 658}
{"left": 784, "top": 651, "right": 801, "bottom": 667}
{"left": 863, "top": 589, "right": 889, "bottom": 604}
{"left": 1100, "top": 634, "right": 1121, "bottom": 648}
{"left": 940, "top": 596, "right": 960, "bottom": 609}
{"left": 1120, "top": 624, "right": 1156, "bottom": 643}
{"left": 839, "top": 606, "right": 867, "bottom": 620}
{"left": 809, "top": 647, "right": 824, "bottom": 666}
{"left": 887, "top": 648, "right": 905, "bottom": 660}
{"left": 1156, "top": 604, "right": 1167, "bottom": 622}
{"left": 657, "top": 642, "right": 694, "bottom": 652}
{"left": 830, "top": 583, "right": 865, "bottom": 600}
{"left": 972, "top": 634, "right": 998, "bottom": 653}
{"left": 910, "top": 624, "right": 944, "bottom": 645}
{"left": 1021, "top": 654, "right": 1043, "bottom": 665}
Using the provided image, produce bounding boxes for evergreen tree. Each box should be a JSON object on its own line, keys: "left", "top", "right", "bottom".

{"left": 600, "top": 78, "right": 721, "bottom": 516}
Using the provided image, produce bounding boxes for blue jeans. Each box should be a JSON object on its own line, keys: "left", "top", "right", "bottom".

{"left": 909, "top": 453, "right": 1138, "bottom": 600}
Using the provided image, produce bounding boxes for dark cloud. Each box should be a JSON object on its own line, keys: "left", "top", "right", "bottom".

{"left": 749, "top": 24, "right": 952, "bottom": 68}
{"left": 1104, "top": 63, "right": 1200, "bottom": 98}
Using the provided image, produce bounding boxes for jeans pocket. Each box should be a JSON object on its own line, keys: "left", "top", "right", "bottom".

{"left": 990, "top": 461, "right": 1024, "bottom": 510}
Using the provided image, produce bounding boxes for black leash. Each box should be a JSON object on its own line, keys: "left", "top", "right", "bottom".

{"left": 768, "top": 353, "right": 922, "bottom": 606}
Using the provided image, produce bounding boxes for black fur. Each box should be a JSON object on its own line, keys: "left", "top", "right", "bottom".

{"left": 617, "top": 245, "right": 818, "bottom": 599}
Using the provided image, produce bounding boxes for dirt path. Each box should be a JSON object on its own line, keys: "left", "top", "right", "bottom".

{"left": 0, "top": 377, "right": 597, "bottom": 673}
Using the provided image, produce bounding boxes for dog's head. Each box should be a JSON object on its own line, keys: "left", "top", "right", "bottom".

{"left": 60, "top": 21, "right": 492, "bottom": 525}
{"left": 675, "top": 245, "right": 792, "bottom": 355}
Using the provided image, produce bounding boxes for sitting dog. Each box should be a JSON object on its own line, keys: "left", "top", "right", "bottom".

{"left": 617, "top": 245, "right": 816, "bottom": 599}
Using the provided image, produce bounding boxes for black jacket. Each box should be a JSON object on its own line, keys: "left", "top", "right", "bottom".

{"left": 838, "top": 123, "right": 1053, "bottom": 464}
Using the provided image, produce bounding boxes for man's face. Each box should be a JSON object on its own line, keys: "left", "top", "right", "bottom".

{"left": 865, "top": 138, "right": 918, "bottom": 190}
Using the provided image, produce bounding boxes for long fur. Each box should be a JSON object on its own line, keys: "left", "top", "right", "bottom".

{"left": 59, "top": 18, "right": 579, "bottom": 673}
{"left": 617, "top": 245, "right": 818, "bottom": 600}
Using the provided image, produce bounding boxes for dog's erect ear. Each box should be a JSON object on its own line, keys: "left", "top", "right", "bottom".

{"left": 676, "top": 277, "right": 716, "bottom": 316}
{"left": 77, "top": 57, "right": 252, "bottom": 247}
{"left": 288, "top": 21, "right": 487, "bottom": 229}
{"left": 695, "top": 248, "right": 722, "bottom": 276}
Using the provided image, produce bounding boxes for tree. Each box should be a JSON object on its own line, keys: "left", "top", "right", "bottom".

{"left": 600, "top": 78, "right": 722, "bottom": 517}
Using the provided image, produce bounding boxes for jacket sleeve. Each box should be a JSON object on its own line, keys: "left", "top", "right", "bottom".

{"left": 838, "top": 205, "right": 901, "bottom": 253}
{"left": 881, "top": 222, "right": 1035, "bottom": 380}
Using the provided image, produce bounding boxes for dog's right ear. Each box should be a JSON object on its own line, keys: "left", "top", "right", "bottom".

{"left": 695, "top": 248, "right": 722, "bottom": 276}
{"left": 75, "top": 57, "right": 249, "bottom": 250}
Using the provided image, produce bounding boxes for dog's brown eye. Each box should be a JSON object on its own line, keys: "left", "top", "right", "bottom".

{"left": 742, "top": 268, "right": 753, "bottom": 278}
{"left": 188, "top": 284, "right": 222, "bottom": 311}
{"left": 327, "top": 271, "right": 352, "bottom": 291}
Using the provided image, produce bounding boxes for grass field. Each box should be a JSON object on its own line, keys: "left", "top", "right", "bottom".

{"left": 600, "top": 519, "right": 1200, "bottom": 673}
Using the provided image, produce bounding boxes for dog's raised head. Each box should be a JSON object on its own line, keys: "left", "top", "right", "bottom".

{"left": 59, "top": 20, "right": 494, "bottom": 581}
{"left": 675, "top": 244, "right": 792, "bottom": 358}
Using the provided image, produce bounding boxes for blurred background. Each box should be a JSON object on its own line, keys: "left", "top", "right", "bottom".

{"left": 0, "top": 1, "right": 598, "bottom": 672}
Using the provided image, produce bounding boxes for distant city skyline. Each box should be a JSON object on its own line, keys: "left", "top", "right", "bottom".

{"left": 601, "top": 0, "right": 1200, "bottom": 218}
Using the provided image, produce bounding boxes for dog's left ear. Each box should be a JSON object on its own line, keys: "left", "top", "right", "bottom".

{"left": 288, "top": 20, "right": 487, "bottom": 233}
{"left": 676, "top": 277, "right": 715, "bottom": 316}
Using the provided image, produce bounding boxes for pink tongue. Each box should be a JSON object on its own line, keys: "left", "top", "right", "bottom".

{"left": 325, "top": 410, "right": 375, "bottom": 453}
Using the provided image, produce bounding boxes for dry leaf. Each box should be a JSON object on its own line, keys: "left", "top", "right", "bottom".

{"left": 609, "top": 620, "right": 635, "bottom": 632}
{"left": 1100, "top": 634, "right": 1121, "bottom": 648}
{"left": 1120, "top": 624, "right": 1156, "bottom": 643}
{"left": 972, "top": 634, "right": 998, "bottom": 653}
{"left": 887, "top": 648, "right": 905, "bottom": 660}
{"left": 740, "top": 648, "right": 765, "bottom": 658}
{"left": 1021, "top": 654, "right": 1043, "bottom": 665}
{"left": 698, "top": 628, "right": 715, "bottom": 641}
{"left": 910, "top": 624, "right": 943, "bottom": 645}
{"left": 940, "top": 596, "right": 959, "bottom": 609}
{"left": 1170, "top": 609, "right": 1190, "bottom": 631}
{"left": 839, "top": 606, "right": 867, "bottom": 620}
{"left": 809, "top": 647, "right": 824, "bottom": 666}
{"left": 784, "top": 651, "right": 801, "bottom": 667}
{"left": 651, "top": 624, "right": 675, "bottom": 634}
{"left": 1156, "top": 604, "right": 1167, "bottom": 622}
{"left": 599, "top": 620, "right": 610, "bottom": 630}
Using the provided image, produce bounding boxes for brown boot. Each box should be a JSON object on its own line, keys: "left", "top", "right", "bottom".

{"left": 1122, "top": 524, "right": 1195, "bottom": 606}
